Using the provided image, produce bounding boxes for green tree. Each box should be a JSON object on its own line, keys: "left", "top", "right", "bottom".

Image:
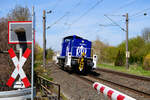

{"left": 129, "top": 36, "right": 146, "bottom": 64}
{"left": 92, "top": 38, "right": 118, "bottom": 64}
{"left": 118, "top": 36, "right": 147, "bottom": 65}
{"left": 92, "top": 35, "right": 150, "bottom": 66}
{"left": 105, "top": 46, "right": 118, "bottom": 63}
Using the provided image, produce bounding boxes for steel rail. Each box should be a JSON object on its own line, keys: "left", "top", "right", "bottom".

{"left": 97, "top": 68, "right": 150, "bottom": 81}
{"left": 76, "top": 74, "right": 150, "bottom": 98}
{"left": 56, "top": 63, "right": 150, "bottom": 98}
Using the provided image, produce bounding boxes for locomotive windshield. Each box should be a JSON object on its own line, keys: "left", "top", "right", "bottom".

{"left": 63, "top": 35, "right": 82, "bottom": 41}
{"left": 64, "top": 39, "right": 70, "bottom": 42}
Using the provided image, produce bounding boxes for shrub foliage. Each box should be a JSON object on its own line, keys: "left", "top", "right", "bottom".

{"left": 143, "top": 53, "right": 150, "bottom": 70}
{"left": 93, "top": 36, "right": 150, "bottom": 70}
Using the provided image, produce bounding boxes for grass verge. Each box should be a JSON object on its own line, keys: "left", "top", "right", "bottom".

{"left": 98, "top": 63, "right": 150, "bottom": 77}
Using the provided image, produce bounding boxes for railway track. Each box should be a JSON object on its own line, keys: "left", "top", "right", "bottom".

{"left": 97, "top": 68, "right": 150, "bottom": 81}
{"left": 95, "top": 68, "right": 150, "bottom": 96}
{"left": 55, "top": 63, "right": 150, "bottom": 99}
{"left": 74, "top": 71, "right": 150, "bottom": 100}
{"left": 73, "top": 72, "right": 150, "bottom": 99}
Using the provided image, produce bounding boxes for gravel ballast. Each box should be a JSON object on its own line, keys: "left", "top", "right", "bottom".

{"left": 47, "top": 62, "right": 105, "bottom": 100}
{"left": 47, "top": 62, "right": 150, "bottom": 100}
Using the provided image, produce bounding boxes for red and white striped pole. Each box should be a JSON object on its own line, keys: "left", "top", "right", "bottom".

{"left": 6, "top": 48, "right": 31, "bottom": 88}
{"left": 93, "top": 82, "right": 136, "bottom": 100}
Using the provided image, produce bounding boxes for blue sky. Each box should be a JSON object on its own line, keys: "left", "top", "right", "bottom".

{"left": 0, "top": 0, "right": 150, "bottom": 51}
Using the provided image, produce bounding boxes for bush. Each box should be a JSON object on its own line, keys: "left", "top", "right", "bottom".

{"left": 46, "top": 48, "right": 54, "bottom": 60}
{"left": 35, "top": 66, "right": 46, "bottom": 75}
{"left": 34, "top": 43, "right": 43, "bottom": 61}
{"left": 117, "top": 36, "right": 146, "bottom": 65}
{"left": 143, "top": 53, "right": 150, "bottom": 70}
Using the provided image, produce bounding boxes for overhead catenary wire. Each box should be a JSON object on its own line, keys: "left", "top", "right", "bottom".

{"left": 104, "top": 0, "right": 145, "bottom": 27}
{"left": 130, "top": 7, "right": 150, "bottom": 18}
{"left": 99, "top": 23, "right": 118, "bottom": 27}
{"left": 47, "top": 0, "right": 82, "bottom": 29}
{"left": 51, "top": 0, "right": 63, "bottom": 11}
{"left": 63, "top": 0, "right": 82, "bottom": 28}
{"left": 103, "top": 7, "right": 150, "bottom": 27}
{"left": 104, "top": 14, "right": 126, "bottom": 32}
{"left": 71, "top": 0, "right": 103, "bottom": 25}
{"left": 101, "top": 14, "right": 125, "bottom": 26}
{"left": 104, "top": 14, "right": 123, "bottom": 16}
{"left": 110, "top": 0, "right": 138, "bottom": 14}
{"left": 103, "top": 0, "right": 139, "bottom": 25}
{"left": 47, "top": 12, "right": 69, "bottom": 29}
{"left": 66, "top": 0, "right": 104, "bottom": 33}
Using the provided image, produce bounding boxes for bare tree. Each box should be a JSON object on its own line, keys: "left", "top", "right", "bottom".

{"left": 7, "top": 5, "right": 31, "bottom": 21}
{"left": 142, "top": 28, "right": 150, "bottom": 42}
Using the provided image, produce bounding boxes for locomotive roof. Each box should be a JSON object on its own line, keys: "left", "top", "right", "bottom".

{"left": 63, "top": 35, "right": 90, "bottom": 42}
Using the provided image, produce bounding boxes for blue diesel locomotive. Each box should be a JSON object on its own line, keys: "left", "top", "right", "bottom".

{"left": 57, "top": 35, "right": 97, "bottom": 73}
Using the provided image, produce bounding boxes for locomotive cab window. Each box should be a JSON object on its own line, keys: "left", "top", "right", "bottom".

{"left": 65, "top": 39, "right": 71, "bottom": 42}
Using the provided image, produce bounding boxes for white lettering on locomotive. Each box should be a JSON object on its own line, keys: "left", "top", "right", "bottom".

{"left": 76, "top": 46, "right": 87, "bottom": 57}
